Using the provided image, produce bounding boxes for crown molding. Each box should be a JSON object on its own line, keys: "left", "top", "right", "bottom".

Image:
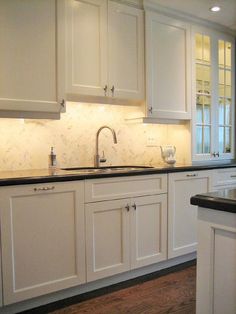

{"left": 143, "top": 0, "right": 236, "bottom": 36}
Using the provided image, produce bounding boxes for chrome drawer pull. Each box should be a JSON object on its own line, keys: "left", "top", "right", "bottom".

{"left": 34, "top": 186, "right": 55, "bottom": 192}
{"left": 132, "top": 203, "right": 137, "bottom": 210}
{"left": 186, "top": 174, "right": 198, "bottom": 177}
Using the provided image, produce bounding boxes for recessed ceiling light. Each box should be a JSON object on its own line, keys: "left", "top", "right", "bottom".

{"left": 210, "top": 6, "right": 221, "bottom": 12}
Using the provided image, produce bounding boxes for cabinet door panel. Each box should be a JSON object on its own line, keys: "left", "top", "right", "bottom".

{"left": 168, "top": 171, "right": 212, "bottom": 258}
{"left": 0, "top": 182, "right": 85, "bottom": 305}
{"left": 146, "top": 12, "right": 191, "bottom": 119}
{"left": 66, "top": 0, "right": 108, "bottom": 98}
{"left": 108, "top": 2, "right": 144, "bottom": 100}
{"left": 131, "top": 194, "right": 167, "bottom": 269}
{"left": 86, "top": 199, "right": 129, "bottom": 282}
{"left": 0, "top": 0, "right": 64, "bottom": 113}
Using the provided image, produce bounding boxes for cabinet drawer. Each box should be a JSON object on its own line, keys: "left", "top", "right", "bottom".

{"left": 212, "top": 168, "right": 236, "bottom": 187}
{"left": 85, "top": 174, "right": 167, "bottom": 203}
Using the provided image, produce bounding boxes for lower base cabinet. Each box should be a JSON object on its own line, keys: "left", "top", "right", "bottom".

{"left": 168, "top": 171, "right": 212, "bottom": 258}
{"left": 85, "top": 194, "right": 167, "bottom": 282}
{"left": 0, "top": 182, "right": 86, "bottom": 305}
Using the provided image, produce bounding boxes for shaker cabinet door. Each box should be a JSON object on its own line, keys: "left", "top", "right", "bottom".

{"left": 108, "top": 1, "right": 144, "bottom": 101}
{"left": 168, "top": 171, "right": 212, "bottom": 258}
{"left": 0, "top": 182, "right": 85, "bottom": 305}
{"left": 66, "top": 0, "right": 108, "bottom": 99}
{"left": 145, "top": 12, "right": 191, "bottom": 120}
{"left": 85, "top": 199, "right": 130, "bottom": 282}
{"left": 130, "top": 194, "right": 167, "bottom": 269}
{"left": 0, "top": 0, "right": 65, "bottom": 115}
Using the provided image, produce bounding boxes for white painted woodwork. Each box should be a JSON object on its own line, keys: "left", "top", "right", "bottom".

{"left": 108, "top": 1, "right": 144, "bottom": 100}
{"left": 145, "top": 11, "right": 191, "bottom": 120}
{"left": 0, "top": 232, "right": 2, "bottom": 307}
{"left": 85, "top": 199, "right": 130, "bottom": 282}
{"left": 0, "top": 0, "right": 65, "bottom": 114}
{"left": 130, "top": 194, "right": 167, "bottom": 269}
{"left": 66, "top": 0, "right": 108, "bottom": 98}
{"left": 212, "top": 168, "right": 236, "bottom": 188}
{"left": 85, "top": 174, "right": 167, "bottom": 202}
{"left": 191, "top": 26, "right": 235, "bottom": 162}
{"left": 197, "top": 207, "right": 236, "bottom": 314}
{"left": 0, "top": 182, "right": 85, "bottom": 305}
{"left": 66, "top": 0, "right": 144, "bottom": 103}
{"left": 168, "top": 171, "right": 212, "bottom": 258}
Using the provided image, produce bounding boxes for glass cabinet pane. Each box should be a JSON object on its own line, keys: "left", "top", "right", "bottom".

{"left": 225, "top": 42, "right": 232, "bottom": 68}
{"left": 225, "top": 98, "right": 231, "bottom": 125}
{"left": 203, "top": 36, "right": 210, "bottom": 62}
{"left": 219, "top": 40, "right": 225, "bottom": 66}
{"left": 218, "top": 99, "right": 224, "bottom": 125}
{"left": 195, "top": 34, "right": 203, "bottom": 61}
{"left": 203, "top": 127, "right": 210, "bottom": 153}
{"left": 196, "top": 126, "right": 203, "bottom": 154}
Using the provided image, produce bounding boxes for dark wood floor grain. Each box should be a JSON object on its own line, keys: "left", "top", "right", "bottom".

{"left": 50, "top": 266, "right": 196, "bottom": 314}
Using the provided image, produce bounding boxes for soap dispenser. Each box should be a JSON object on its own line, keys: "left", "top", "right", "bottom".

{"left": 48, "top": 146, "right": 57, "bottom": 169}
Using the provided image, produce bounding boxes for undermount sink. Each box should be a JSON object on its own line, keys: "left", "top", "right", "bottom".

{"left": 61, "top": 166, "right": 153, "bottom": 173}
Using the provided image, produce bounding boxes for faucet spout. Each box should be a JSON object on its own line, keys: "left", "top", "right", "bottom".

{"left": 95, "top": 126, "right": 118, "bottom": 167}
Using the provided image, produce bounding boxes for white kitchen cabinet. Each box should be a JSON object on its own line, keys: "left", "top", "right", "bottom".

{"left": 144, "top": 11, "right": 191, "bottom": 120}
{"left": 0, "top": 235, "right": 2, "bottom": 307}
{"left": 192, "top": 26, "right": 235, "bottom": 161}
{"left": 0, "top": 181, "right": 85, "bottom": 305}
{"left": 168, "top": 171, "right": 212, "bottom": 258}
{"left": 130, "top": 194, "right": 167, "bottom": 269}
{"left": 85, "top": 199, "right": 130, "bottom": 282}
{"left": 85, "top": 175, "right": 167, "bottom": 281}
{"left": 66, "top": 0, "right": 144, "bottom": 103}
{"left": 0, "top": 0, "right": 65, "bottom": 117}
{"left": 197, "top": 207, "right": 236, "bottom": 314}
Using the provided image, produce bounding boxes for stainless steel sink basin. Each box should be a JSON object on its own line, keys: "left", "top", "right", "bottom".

{"left": 61, "top": 166, "right": 153, "bottom": 173}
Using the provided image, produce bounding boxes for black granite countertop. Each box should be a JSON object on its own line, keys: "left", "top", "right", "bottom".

{"left": 191, "top": 189, "right": 236, "bottom": 213}
{"left": 0, "top": 161, "right": 235, "bottom": 186}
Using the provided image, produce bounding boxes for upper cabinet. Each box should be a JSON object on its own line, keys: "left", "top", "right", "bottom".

{"left": 192, "top": 26, "right": 235, "bottom": 161}
{"left": 0, "top": 0, "right": 65, "bottom": 118}
{"left": 144, "top": 11, "right": 191, "bottom": 121}
{"left": 66, "top": 0, "right": 145, "bottom": 104}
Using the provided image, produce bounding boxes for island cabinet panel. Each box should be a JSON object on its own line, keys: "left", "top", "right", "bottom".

{"left": 197, "top": 208, "right": 236, "bottom": 314}
{"left": 0, "top": 0, "right": 65, "bottom": 115}
{"left": 0, "top": 233, "right": 2, "bottom": 307}
{"left": 0, "top": 182, "right": 85, "bottom": 305}
{"left": 168, "top": 171, "right": 212, "bottom": 258}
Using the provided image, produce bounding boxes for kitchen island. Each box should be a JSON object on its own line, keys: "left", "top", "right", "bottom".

{"left": 191, "top": 189, "right": 236, "bottom": 314}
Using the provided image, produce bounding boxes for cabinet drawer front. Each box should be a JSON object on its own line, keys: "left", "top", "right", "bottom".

{"left": 85, "top": 174, "right": 167, "bottom": 202}
{"left": 212, "top": 168, "right": 236, "bottom": 187}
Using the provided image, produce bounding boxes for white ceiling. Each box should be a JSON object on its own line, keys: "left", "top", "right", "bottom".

{"left": 150, "top": 0, "right": 236, "bottom": 31}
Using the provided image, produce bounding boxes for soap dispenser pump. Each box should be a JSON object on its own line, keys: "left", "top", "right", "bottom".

{"left": 49, "top": 146, "right": 57, "bottom": 169}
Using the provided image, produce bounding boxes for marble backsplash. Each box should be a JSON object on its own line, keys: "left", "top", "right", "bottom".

{"left": 0, "top": 102, "right": 191, "bottom": 171}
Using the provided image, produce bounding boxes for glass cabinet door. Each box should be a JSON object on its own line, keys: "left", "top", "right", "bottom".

{"left": 195, "top": 33, "right": 212, "bottom": 157}
{"left": 193, "top": 29, "right": 235, "bottom": 161}
{"left": 218, "top": 40, "right": 233, "bottom": 156}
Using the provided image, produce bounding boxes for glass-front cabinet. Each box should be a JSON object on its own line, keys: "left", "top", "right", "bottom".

{"left": 192, "top": 27, "right": 235, "bottom": 161}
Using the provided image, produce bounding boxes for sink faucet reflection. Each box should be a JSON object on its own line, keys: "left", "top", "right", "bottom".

{"left": 94, "top": 126, "right": 118, "bottom": 167}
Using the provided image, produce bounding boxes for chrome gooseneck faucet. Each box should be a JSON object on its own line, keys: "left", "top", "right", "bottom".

{"left": 94, "top": 126, "right": 117, "bottom": 167}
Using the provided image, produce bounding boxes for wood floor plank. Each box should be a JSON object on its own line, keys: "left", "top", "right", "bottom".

{"left": 50, "top": 266, "right": 196, "bottom": 314}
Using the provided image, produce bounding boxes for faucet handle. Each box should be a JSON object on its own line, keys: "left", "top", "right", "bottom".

{"left": 99, "top": 151, "right": 107, "bottom": 163}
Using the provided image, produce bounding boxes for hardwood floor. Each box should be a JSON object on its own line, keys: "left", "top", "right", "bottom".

{"left": 50, "top": 265, "right": 196, "bottom": 314}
